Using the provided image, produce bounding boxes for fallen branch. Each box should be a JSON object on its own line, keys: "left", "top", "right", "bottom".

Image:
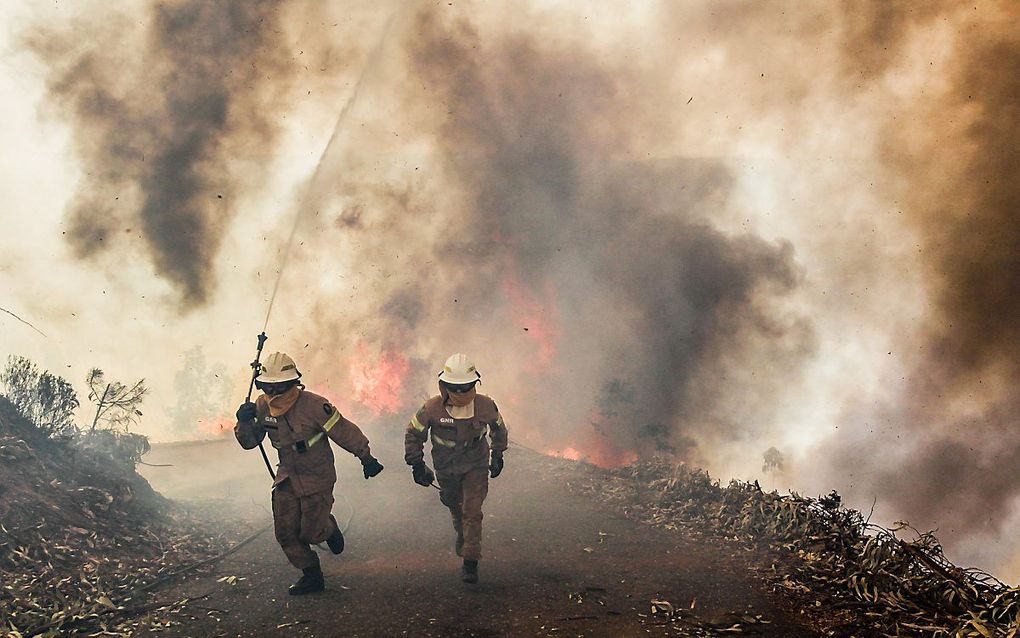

{"left": 27, "top": 592, "right": 213, "bottom": 637}
{"left": 134, "top": 524, "right": 269, "bottom": 593}
{"left": 901, "top": 542, "right": 969, "bottom": 591}
{"left": 18, "top": 526, "right": 266, "bottom": 637}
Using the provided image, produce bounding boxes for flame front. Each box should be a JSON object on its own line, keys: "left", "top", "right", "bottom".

{"left": 548, "top": 433, "right": 639, "bottom": 469}
{"left": 348, "top": 343, "right": 410, "bottom": 416}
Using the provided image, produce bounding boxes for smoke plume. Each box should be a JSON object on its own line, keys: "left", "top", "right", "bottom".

{"left": 27, "top": 1, "right": 299, "bottom": 306}
{"left": 269, "top": 9, "right": 813, "bottom": 466}
{"left": 817, "top": 0, "right": 1020, "bottom": 539}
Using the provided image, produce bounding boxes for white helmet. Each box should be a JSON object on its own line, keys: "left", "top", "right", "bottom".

{"left": 438, "top": 353, "right": 480, "bottom": 385}
{"left": 256, "top": 352, "right": 301, "bottom": 383}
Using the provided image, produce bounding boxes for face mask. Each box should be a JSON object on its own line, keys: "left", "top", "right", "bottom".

{"left": 445, "top": 385, "right": 476, "bottom": 408}
{"left": 266, "top": 385, "right": 301, "bottom": 416}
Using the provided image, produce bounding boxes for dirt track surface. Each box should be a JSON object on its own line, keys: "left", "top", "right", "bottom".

{"left": 140, "top": 439, "right": 821, "bottom": 637}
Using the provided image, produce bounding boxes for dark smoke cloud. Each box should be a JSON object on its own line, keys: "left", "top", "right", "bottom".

{"left": 27, "top": 1, "right": 299, "bottom": 306}
{"left": 816, "top": 1, "right": 1020, "bottom": 538}
{"left": 924, "top": 39, "right": 1020, "bottom": 385}
{"left": 367, "top": 11, "right": 814, "bottom": 457}
{"left": 646, "top": 0, "right": 1020, "bottom": 553}
{"left": 836, "top": 2, "right": 945, "bottom": 79}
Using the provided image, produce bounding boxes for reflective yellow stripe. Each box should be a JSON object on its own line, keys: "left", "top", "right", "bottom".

{"left": 305, "top": 409, "right": 343, "bottom": 449}
{"left": 322, "top": 409, "right": 342, "bottom": 433}
{"left": 431, "top": 433, "right": 456, "bottom": 448}
{"left": 409, "top": 414, "right": 426, "bottom": 432}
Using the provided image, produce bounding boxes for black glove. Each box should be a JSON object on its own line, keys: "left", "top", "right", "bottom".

{"left": 411, "top": 462, "right": 435, "bottom": 487}
{"left": 489, "top": 452, "right": 504, "bottom": 478}
{"left": 361, "top": 455, "right": 384, "bottom": 479}
{"left": 236, "top": 402, "right": 257, "bottom": 423}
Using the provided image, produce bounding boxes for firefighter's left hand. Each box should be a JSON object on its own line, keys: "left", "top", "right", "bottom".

{"left": 489, "top": 452, "right": 504, "bottom": 479}
{"left": 361, "top": 455, "right": 384, "bottom": 479}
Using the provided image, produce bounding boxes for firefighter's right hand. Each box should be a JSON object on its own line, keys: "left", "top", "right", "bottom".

{"left": 361, "top": 455, "right": 384, "bottom": 479}
{"left": 411, "top": 462, "right": 435, "bottom": 487}
{"left": 236, "top": 402, "right": 257, "bottom": 423}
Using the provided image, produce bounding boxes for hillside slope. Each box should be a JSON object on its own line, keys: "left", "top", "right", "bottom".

{"left": 0, "top": 398, "right": 239, "bottom": 637}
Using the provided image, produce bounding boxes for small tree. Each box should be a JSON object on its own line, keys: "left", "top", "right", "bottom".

{"left": 78, "top": 429, "right": 152, "bottom": 470}
{"left": 762, "top": 446, "right": 785, "bottom": 491}
{"left": 0, "top": 355, "right": 79, "bottom": 437}
{"left": 86, "top": 368, "right": 147, "bottom": 432}
{"left": 170, "top": 346, "right": 229, "bottom": 435}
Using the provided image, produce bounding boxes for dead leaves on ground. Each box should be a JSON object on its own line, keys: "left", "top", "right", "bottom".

{"left": 0, "top": 432, "right": 244, "bottom": 637}
{"left": 554, "top": 455, "right": 1020, "bottom": 638}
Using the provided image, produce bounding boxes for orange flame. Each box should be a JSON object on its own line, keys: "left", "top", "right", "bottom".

{"left": 547, "top": 435, "right": 639, "bottom": 469}
{"left": 348, "top": 342, "right": 410, "bottom": 416}
{"left": 194, "top": 417, "right": 232, "bottom": 439}
{"left": 548, "top": 446, "right": 584, "bottom": 461}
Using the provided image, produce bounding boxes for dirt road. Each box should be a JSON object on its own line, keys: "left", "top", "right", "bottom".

{"left": 139, "top": 438, "right": 821, "bottom": 637}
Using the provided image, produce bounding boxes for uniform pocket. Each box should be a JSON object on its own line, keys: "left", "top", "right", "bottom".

{"left": 466, "top": 421, "right": 488, "bottom": 445}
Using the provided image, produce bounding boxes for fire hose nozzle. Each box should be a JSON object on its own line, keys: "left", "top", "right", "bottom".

{"left": 251, "top": 332, "right": 269, "bottom": 371}
{"left": 245, "top": 330, "right": 276, "bottom": 480}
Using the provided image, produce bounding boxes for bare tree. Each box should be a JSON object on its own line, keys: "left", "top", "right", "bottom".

{"left": 86, "top": 368, "right": 147, "bottom": 432}
{"left": 0, "top": 355, "right": 79, "bottom": 437}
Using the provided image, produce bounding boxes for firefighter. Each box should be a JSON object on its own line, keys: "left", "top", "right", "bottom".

{"left": 234, "top": 352, "right": 384, "bottom": 595}
{"left": 404, "top": 353, "right": 508, "bottom": 583}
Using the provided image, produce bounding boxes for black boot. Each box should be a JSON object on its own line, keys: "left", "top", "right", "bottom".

{"left": 288, "top": 565, "right": 325, "bottom": 595}
{"left": 455, "top": 531, "right": 464, "bottom": 557}
{"left": 461, "top": 559, "right": 478, "bottom": 584}
{"left": 326, "top": 515, "right": 345, "bottom": 555}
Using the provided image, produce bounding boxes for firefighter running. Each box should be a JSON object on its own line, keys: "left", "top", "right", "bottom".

{"left": 234, "top": 352, "right": 384, "bottom": 595}
{"left": 404, "top": 353, "right": 508, "bottom": 583}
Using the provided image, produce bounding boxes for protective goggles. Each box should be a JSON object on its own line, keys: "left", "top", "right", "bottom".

{"left": 441, "top": 381, "right": 477, "bottom": 394}
{"left": 255, "top": 380, "right": 297, "bottom": 395}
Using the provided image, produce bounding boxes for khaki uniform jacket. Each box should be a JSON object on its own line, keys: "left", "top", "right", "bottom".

{"left": 404, "top": 394, "right": 508, "bottom": 476}
{"left": 235, "top": 389, "right": 371, "bottom": 496}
